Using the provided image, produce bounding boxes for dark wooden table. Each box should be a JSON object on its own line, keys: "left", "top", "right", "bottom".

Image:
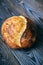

{"left": 0, "top": 0, "right": 43, "bottom": 65}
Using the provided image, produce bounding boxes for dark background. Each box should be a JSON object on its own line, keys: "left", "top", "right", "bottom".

{"left": 0, "top": 0, "right": 43, "bottom": 65}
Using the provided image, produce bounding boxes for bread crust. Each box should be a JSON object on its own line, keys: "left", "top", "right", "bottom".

{"left": 1, "top": 16, "right": 36, "bottom": 48}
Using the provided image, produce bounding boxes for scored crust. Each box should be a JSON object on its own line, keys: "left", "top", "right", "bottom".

{"left": 1, "top": 16, "right": 27, "bottom": 48}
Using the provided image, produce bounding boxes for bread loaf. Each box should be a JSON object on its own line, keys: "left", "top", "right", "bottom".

{"left": 1, "top": 16, "right": 36, "bottom": 48}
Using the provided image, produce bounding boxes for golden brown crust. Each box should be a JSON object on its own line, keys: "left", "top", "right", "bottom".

{"left": 1, "top": 16, "right": 36, "bottom": 49}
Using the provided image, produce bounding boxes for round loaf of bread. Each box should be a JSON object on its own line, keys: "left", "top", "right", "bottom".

{"left": 1, "top": 16, "right": 36, "bottom": 48}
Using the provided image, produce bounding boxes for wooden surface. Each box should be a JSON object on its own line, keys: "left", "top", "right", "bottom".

{"left": 0, "top": 0, "right": 43, "bottom": 65}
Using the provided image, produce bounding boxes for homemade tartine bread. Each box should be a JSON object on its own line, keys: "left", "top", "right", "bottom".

{"left": 1, "top": 16, "right": 36, "bottom": 48}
